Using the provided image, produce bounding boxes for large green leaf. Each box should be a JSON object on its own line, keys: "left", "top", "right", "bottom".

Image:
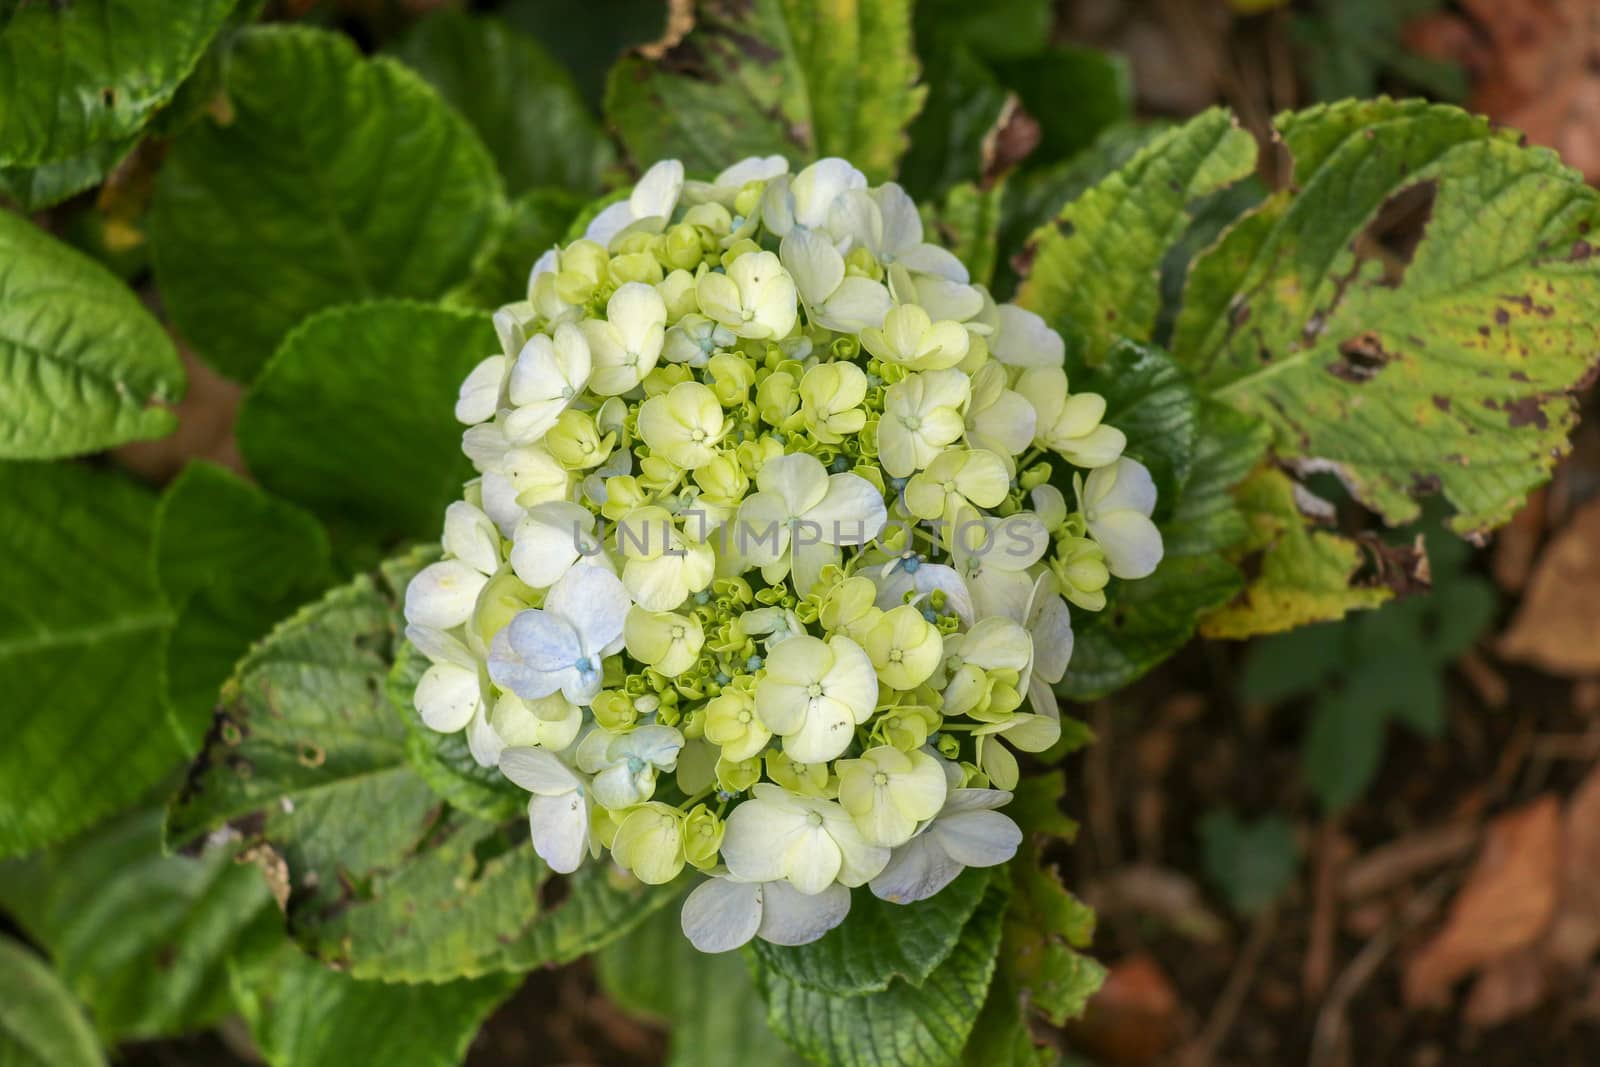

{"left": 391, "top": 12, "right": 613, "bottom": 196}
{"left": 991, "top": 46, "right": 1131, "bottom": 168}
{"left": 150, "top": 25, "right": 503, "bottom": 381}
{"left": 0, "top": 212, "right": 184, "bottom": 458}
{"left": 750, "top": 868, "right": 991, "bottom": 996}
{"left": 167, "top": 562, "right": 671, "bottom": 982}
{"left": 233, "top": 945, "right": 516, "bottom": 1067}
{"left": 237, "top": 302, "right": 493, "bottom": 548}
{"left": 1069, "top": 340, "right": 1197, "bottom": 511}
{"left": 605, "top": 0, "right": 925, "bottom": 183}
{"left": 0, "top": 808, "right": 274, "bottom": 1041}
{"left": 758, "top": 881, "right": 1009, "bottom": 1067}
{"left": 597, "top": 894, "right": 805, "bottom": 1067}
{"left": 898, "top": 44, "right": 1007, "bottom": 202}
{"left": 0, "top": 462, "right": 179, "bottom": 858}
{"left": 1175, "top": 99, "right": 1600, "bottom": 536}
{"left": 153, "top": 462, "right": 334, "bottom": 747}
{"left": 0, "top": 137, "right": 136, "bottom": 212}
{"left": 0, "top": 0, "right": 234, "bottom": 168}
{"left": 1015, "top": 108, "right": 1257, "bottom": 365}
{"left": 0, "top": 936, "right": 103, "bottom": 1067}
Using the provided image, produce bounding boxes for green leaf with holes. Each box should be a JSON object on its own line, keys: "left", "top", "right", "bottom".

{"left": 0, "top": 936, "right": 104, "bottom": 1067}
{"left": 0, "top": 808, "right": 275, "bottom": 1041}
{"left": 150, "top": 25, "right": 503, "bottom": 381}
{"left": 1174, "top": 99, "right": 1600, "bottom": 536}
{"left": 757, "top": 879, "right": 1009, "bottom": 1067}
{"left": 0, "top": 0, "right": 234, "bottom": 168}
{"left": 1015, "top": 107, "right": 1257, "bottom": 365}
{"left": 167, "top": 560, "right": 672, "bottom": 982}
{"left": 0, "top": 211, "right": 184, "bottom": 459}
{"left": 1199, "top": 467, "right": 1391, "bottom": 639}
{"left": 605, "top": 0, "right": 925, "bottom": 183}
{"left": 0, "top": 462, "right": 178, "bottom": 859}
{"left": 391, "top": 11, "right": 613, "bottom": 196}
{"left": 237, "top": 302, "right": 493, "bottom": 548}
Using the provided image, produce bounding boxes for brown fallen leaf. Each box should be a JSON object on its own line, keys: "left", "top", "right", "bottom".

{"left": 1069, "top": 952, "right": 1183, "bottom": 1067}
{"left": 1463, "top": 949, "right": 1547, "bottom": 1028}
{"left": 1409, "top": 0, "right": 1600, "bottom": 181}
{"left": 1492, "top": 489, "right": 1547, "bottom": 592}
{"left": 1498, "top": 498, "right": 1600, "bottom": 676}
{"left": 1543, "top": 762, "right": 1600, "bottom": 973}
{"left": 1402, "top": 796, "right": 1563, "bottom": 1008}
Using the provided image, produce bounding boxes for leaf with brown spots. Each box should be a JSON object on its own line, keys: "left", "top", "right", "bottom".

{"left": 605, "top": 0, "right": 925, "bottom": 183}
{"left": 1175, "top": 98, "right": 1600, "bottom": 538}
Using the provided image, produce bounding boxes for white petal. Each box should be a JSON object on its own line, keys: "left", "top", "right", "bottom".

{"left": 804, "top": 473, "right": 887, "bottom": 546}
{"left": 415, "top": 663, "right": 481, "bottom": 732}
{"left": 780, "top": 229, "right": 844, "bottom": 307}
{"left": 511, "top": 501, "right": 593, "bottom": 588}
{"left": 406, "top": 623, "right": 473, "bottom": 668}
{"left": 466, "top": 700, "right": 505, "bottom": 767}
{"left": 783, "top": 696, "right": 857, "bottom": 764}
{"left": 681, "top": 878, "right": 764, "bottom": 953}
{"left": 487, "top": 611, "right": 580, "bottom": 699}
{"left": 791, "top": 158, "right": 866, "bottom": 229}
{"left": 992, "top": 304, "right": 1065, "bottom": 367}
{"left": 757, "top": 881, "right": 852, "bottom": 945}
{"left": 1026, "top": 578, "right": 1074, "bottom": 685}
{"left": 933, "top": 809, "right": 1022, "bottom": 868}
{"left": 722, "top": 798, "right": 808, "bottom": 884}
{"left": 404, "top": 560, "right": 488, "bottom": 629}
{"left": 782, "top": 825, "right": 843, "bottom": 894}
{"left": 868, "top": 834, "right": 963, "bottom": 904}
{"left": 631, "top": 159, "right": 685, "bottom": 219}
{"left": 498, "top": 745, "right": 579, "bottom": 795}
{"left": 758, "top": 452, "right": 831, "bottom": 515}
{"left": 896, "top": 243, "right": 969, "bottom": 283}
{"left": 941, "top": 787, "right": 1014, "bottom": 814}
{"left": 583, "top": 200, "right": 635, "bottom": 247}
{"left": 815, "top": 277, "right": 891, "bottom": 332}
{"left": 455, "top": 356, "right": 505, "bottom": 424}
{"left": 480, "top": 472, "right": 525, "bottom": 537}
{"left": 529, "top": 792, "right": 589, "bottom": 873}
{"left": 545, "top": 565, "right": 631, "bottom": 655}
{"left": 1090, "top": 511, "right": 1164, "bottom": 580}
{"left": 443, "top": 501, "right": 500, "bottom": 575}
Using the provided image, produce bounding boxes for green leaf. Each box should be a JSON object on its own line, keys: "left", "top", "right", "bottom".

{"left": 1198, "top": 809, "right": 1299, "bottom": 917}
{"left": 899, "top": 44, "right": 1008, "bottom": 201}
{"left": 0, "top": 0, "right": 234, "bottom": 168}
{"left": 0, "top": 462, "right": 178, "bottom": 859}
{"left": 1175, "top": 100, "right": 1600, "bottom": 536}
{"left": 0, "top": 211, "right": 184, "bottom": 458}
{"left": 152, "top": 462, "right": 334, "bottom": 748}
{"left": 1015, "top": 108, "right": 1257, "bottom": 365}
{"left": 0, "top": 808, "right": 274, "bottom": 1041}
{"left": 502, "top": 0, "right": 669, "bottom": 108}
{"left": 750, "top": 868, "right": 992, "bottom": 996}
{"left": 0, "top": 137, "right": 136, "bottom": 211}
{"left": 233, "top": 944, "right": 516, "bottom": 1067}
{"left": 1059, "top": 403, "right": 1268, "bottom": 699}
{"left": 1240, "top": 622, "right": 1342, "bottom": 704}
{"left": 1291, "top": 0, "right": 1465, "bottom": 103}
{"left": 237, "top": 302, "right": 493, "bottom": 548}
{"left": 597, "top": 894, "right": 805, "bottom": 1067}
{"left": 1200, "top": 468, "right": 1390, "bottom": 639}
{"left": 391, "top": 12, "right": 613, "bottom": 196}
{"left": 922, "top": 181, "right": 1004, "bottom": 291}
{"left": 605, "top": 0, "right": 925, "bottom": 183}
{"left": 991, "top": 46, "right": 1131, "bottom": 167}
{"left": 758, "top": 880, "right": 1010, "bottom": 1067}
{"left": 912, "top": 0, "right": 1052, "bottom": 63}
{"left": 150, "top": 25, "right": 504, "bottom": 381}
{"left": 1001, "top": 774, "right": 1102, "bottom": 1026}
{"left": 960, "top": 971, "right": 1055, "bottom": 1067}
{"left": 0, "top": 936, "right": 104, "bottom": 1067}
{"left": 446, "top": 187, "right": 584, "bottom": 311}
{"left": 1303, "top": 691, "right": 1387, "bottom": 811}
{"left": 168, "top": 562, "right": 672, "bottom": 982}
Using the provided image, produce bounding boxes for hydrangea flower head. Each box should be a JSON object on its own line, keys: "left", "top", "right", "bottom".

{"left": 404, "top": 155, "right": 1163, "bottom": 951}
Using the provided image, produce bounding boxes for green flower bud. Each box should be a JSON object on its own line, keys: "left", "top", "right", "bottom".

{"left": 844, "top": 245, "right": 883, "bottom": 281}
{"left": 682, "top": 201, "right": 733, "bottom": 236}
{"left": 612, "top": 802, "right": 686, "bottom": 884}
{"left": 707, "top": 352, "right": 755, "bottom": 407}
{"left": 554, "top": 240, "right": 608, "bottom": 304}
{"left": 682, "top": 804, "right": 725, "bottom": 870}
{"left": 661, "top": 223, "right": 705, "bottom": 272}
{"left": 732, "top": 181, "right": 765, "bottom": 220}
{"left": 1053, "top": 535, "right": 1110, "bottom": 612}
{"left": 592, "top": 689, "right": 638, "bottom": 732}
{"left": 658, "top": 268, "right": 699, "bottom": 321}
{"left": 715, "top": 753, "right": 762, "bottom": 793}
{"left": 1019, "top": 462, "right": 1052, "bottom": 491}
{"left": 610, "top": 250, "right": 664, "bottom": 287}
{"left": 756, "top": 370, "right": 798, "bottom": 427}
{"left": 601, "top": 474, "right": 648, "bottom": 521}
{"left": 545, "top": 409, "right": 614, "bottom": 470}
{"left": 471, "top": 570, "right": 539, "bottom": 649}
